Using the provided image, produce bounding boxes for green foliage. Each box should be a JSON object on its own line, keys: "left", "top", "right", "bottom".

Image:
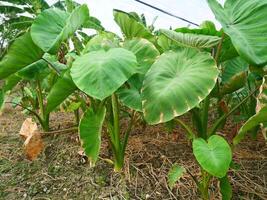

{"left": 142, "top": 48, "right": 218, "bottom": 124}
{"left": 113, "top": 9, "right": 154, "bottom": 41}
{"left": 31, "top": 5, "right": 89, "bottom": 54}
{"left": 79, "top": 106, "right": 106, "bottom": 166}
{"left": 45, "top": 70, "right": 77, "bottom": 115}
{"left": 219, "top": 175, "right": 232, "bottom": 200}
{"left": 220, "top": 57, "right": 249, "bottom": 95}
{"left": 17, "top": 60, "right": 49, "bottom": 80}
{"left": 160, "top": 29, "right": 221, "bottom": 49}
{"left": 193, "top": 135, "right": 232, "bottom": 178}
{"left": 0, "top": 32, "right": 44, "bottom": 79}
{"left": 208, "top": 0, "right": 267, "bottom": 65}
{"left": 234, "top": 76, "right": 267, "bottom": 144}
{"left": 123, "top": 38, "right": 160, "bottom": 74}
{"left": 71, "top": 48, "right": 137, "bottom": 100}
{"left": 83, "top": 32, "right": 120, "bottom": 53}
{"left": 84, "top": 16, "right": 105, "bottom": 31}
{"left": 117, "top": 83, "right": 142, "bottom": 111}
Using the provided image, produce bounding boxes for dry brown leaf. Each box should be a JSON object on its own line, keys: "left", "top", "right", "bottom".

{"left": 19, "top": 118, "right": 38, "bottom": 139}
{"left": 19, "top": 118, "right": 44, "bottom": 160}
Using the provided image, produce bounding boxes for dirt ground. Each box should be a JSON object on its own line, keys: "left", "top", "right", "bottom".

{"left": 0, "top": 105, "right": 267, "bottom": 200}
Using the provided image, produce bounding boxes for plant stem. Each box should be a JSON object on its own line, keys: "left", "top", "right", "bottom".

{"left": 36, "top": 79, "right": 49, "bottom": 131}
{"left": 175, "top": 118, "right": 196, "bottom": 139}
{"left": 74, "top": 108, "right": 80, "bottom": 125}
{"left": 42, "top": 57, "right": 61, "bottom": 76}
{"left": 36, "top": 79, "right": 44, "bottom": 117}
{"left": 199, "top": 170, "right": 211, "bottom": 200}
{"left": 201, "top": 96, "right": 210, "bottom": 139}
{"left": 122, "top": 110, "right": 136, "bottom": 154}
{"left": 191, "top": 108, "right": 203, "bottom": 137}
{"left": 5, "top": 101, "right": 42, "bottom": 124}
{"left": 111, "top": 94, "right": 124, "bottom": 172}
{"left": 111, "top": 94, "right": 120, "bottom": 149}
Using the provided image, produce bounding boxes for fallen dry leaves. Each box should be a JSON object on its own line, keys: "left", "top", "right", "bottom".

{"left": 19, "top": 118, "right": 44, "bottom": 160}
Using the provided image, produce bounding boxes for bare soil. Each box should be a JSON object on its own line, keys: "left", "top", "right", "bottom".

{"left": 0, "top": 105, "right": 267, "bottom": 200}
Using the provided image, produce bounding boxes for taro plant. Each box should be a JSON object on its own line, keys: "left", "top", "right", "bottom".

{"left": 141, "top": 0, "right": 267, "bottom": 198}
{"left": 70, "top": 9, "right": 160, "bottom": 171}
{"left": 0, "top": 3, "right": 90, "bottom": 131}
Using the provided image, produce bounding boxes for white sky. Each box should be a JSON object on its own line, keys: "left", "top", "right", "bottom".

{"left": 46, "top": 0, "right": 225, "bottom": 33}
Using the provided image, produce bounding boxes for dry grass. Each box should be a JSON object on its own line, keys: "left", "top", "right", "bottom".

{"left": 0, "top": 106, "right": 267, "bottom": 199}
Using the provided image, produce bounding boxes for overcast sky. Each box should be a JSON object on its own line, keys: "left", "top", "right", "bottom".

{"left": 46, "top": 0, "right": 225, "bottom": 33}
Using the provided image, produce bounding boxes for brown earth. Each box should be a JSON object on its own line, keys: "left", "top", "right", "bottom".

{"left": 0, "top": 105, "right": 267, "bottom": 200}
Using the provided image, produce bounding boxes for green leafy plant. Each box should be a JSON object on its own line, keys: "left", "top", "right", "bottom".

{"left": 158, "top": 0, "right": 267, "bottom": 198}
{"left": 0, "top": 2, "right": 89, "bottom": 131}
{"left": 1, "top": 0, "right": 266, "bottom": 199}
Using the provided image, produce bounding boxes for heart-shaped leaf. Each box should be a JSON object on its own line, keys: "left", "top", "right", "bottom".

{"left": 208, "top": 0, "right": 267, "bottom": 65}
{"left": 193, "top": 135, "right": 232, "bottom": 178}
{"left": 71, "top": 48, "right": 137, "bottom": 100}
{"left": 79, "top": 107, "right": 106, "bottom": 166}
{"left": 142, "top": 48, "right": 218, "bottom": 124}
{"left": 31, "top": 5, "right": 89, "bottom": 54}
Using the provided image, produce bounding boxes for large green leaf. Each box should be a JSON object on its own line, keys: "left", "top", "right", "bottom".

{"left": 45, "top": 70, "right": 77, "bottom": 115}
{"left": 161, "top": 29, "right": 221, "bottom": 49}
{"left": 220, "top": 57, "right": 248, "bottom": 95}
{"left": 167, "top": 164, "right": 186, "bottom": 189}
{"left": 0, "top": 32, "right": 44, "bottom": 79}
{"left": 193, "top": 135, "right": 232, "bottom": 178}
{"left": 71, "top": 48, "right": 137, "bottom": 100}
{"left": 113, "top": 9, "right": 154, "bottom": 41}
{"left": 123, "top": 38, "right": 159, "bottom": 74}
{"left": 31, "top": 5, "right": 89, "bottom": 54}
{"left": 207, "top": 0, "right": 267, "bottom": 65}
{"left": 142, "top": 48, "right": 218, "bottom": 124}
{"left": 79, "top": 106, "right": 106, "bottom": 166}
